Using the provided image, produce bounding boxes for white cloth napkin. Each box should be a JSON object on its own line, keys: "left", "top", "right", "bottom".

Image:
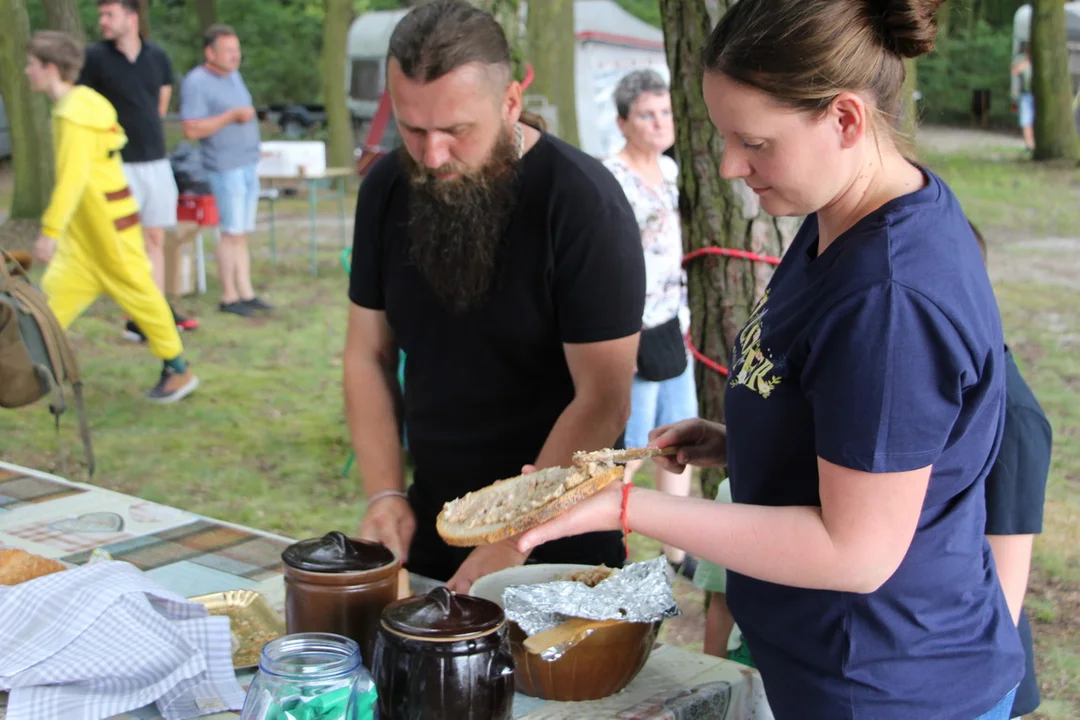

{"left": 0, "top": 561, "right": 247, "bottom": 720}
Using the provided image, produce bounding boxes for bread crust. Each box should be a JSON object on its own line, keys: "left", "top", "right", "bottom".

{"left": 0, "top": 548, "right": 67, "bottom": 585}
{"left": 436, "top": 465, "right": 625, "bottom": 547}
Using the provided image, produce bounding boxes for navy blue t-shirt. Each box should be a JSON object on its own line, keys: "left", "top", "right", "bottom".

{"left": 723, "top": 168, "right": 1025, "bottom": 719}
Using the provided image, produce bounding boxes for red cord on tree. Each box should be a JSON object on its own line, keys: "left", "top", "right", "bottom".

{"left": 681, "top": 246, "right": 783, "bottom": 377}
{"left": 621, "top": 480, "right": 633, "bottom": 560}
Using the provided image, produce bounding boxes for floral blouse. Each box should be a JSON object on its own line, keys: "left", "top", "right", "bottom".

{"left": 603, "top": 154, "right": 689, "bottom": 331}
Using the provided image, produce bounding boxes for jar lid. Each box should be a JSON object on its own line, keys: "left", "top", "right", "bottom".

{"left": 281, "top": 531, "right": 396, "bottom": 573}
{"left": 382, "top": 587, "right": 504, "bottom": 640}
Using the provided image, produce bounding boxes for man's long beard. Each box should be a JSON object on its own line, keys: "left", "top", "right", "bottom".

{"left": 402, "top": 127, "right": 521, "bottom": 315}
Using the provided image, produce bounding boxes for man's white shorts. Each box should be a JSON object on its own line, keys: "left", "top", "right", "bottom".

{"left": 123, "top": 158, "right": 179, "bottom": 229}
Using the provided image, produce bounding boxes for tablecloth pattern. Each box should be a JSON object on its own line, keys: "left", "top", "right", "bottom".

{"left": 0, "top": 462, "right": 772, "bottom": 720}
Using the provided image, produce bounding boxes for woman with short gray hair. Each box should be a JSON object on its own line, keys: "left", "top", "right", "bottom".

{"left": 603, "top": 69, "right": 698, "bottom": 575}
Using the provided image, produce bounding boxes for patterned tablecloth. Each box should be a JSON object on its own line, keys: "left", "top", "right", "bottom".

{"left": 0, "top": 461, "right": 773, "bottom": 720}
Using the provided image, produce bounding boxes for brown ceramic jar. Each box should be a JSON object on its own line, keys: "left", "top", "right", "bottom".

{"left": 372, "top": 587, "right": 515, "bottom": 719}
{"left": 282, "top": 531, "right": 399, "bottom": 670}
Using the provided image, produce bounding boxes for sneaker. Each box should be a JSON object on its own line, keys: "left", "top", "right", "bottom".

{"left": 123, "top": 320, "right": 147, "bottom": 343}
{"left": 124, "top": 314, "right": 199, "bottom": 340}
{"left": 219, "top": 301, "right": 256, "bottom": 317}
{"left": 145, "top": 366, "right": 200, "bottom": 403}
{"left": 172, "top": 309, "right": 200, "bottom": 331}
{"left": 242, "top": 296, "right": 274, "bottom": 312}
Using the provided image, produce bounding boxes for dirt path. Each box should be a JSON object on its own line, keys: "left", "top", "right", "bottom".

{"left": 918, "top": 124, "right": 1026, "bottom": 154}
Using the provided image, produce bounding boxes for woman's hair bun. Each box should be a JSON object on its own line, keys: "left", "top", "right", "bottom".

{"left": 875, "top": 0, "right": 945, "bottom": 59}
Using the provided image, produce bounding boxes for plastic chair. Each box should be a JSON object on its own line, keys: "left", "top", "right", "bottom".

{"left": 341, "top": 249, "right": 407, "bottom": 477}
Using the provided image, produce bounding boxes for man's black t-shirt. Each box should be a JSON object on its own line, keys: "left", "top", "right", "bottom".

{"left": 985, "top": 348, "right": 1052, "bottom": 717}
{"left": 349, "top": 133, "right": 646, "bottom": 578}
{"left": 78, "top": 40, "right": 174, "bottom": 163}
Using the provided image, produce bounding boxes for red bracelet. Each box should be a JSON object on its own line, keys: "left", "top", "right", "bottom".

{"left": 621, "top": 480, "right": 633, "bottom": 560}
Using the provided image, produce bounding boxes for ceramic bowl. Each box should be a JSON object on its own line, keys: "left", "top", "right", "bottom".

{"left": 470, "top": 564, "right": 659, "bottom": 702}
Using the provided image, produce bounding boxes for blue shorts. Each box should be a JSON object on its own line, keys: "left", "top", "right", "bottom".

{"left": 625, "top": 359, "right": 698, "bottom": 449}
{"left": 207, "top": 163, "right": 259, "bottom": 236}
{"left": 1018, "top": 93, "right": 1035, "bottom": 129}
{"left": 973, "top": 686, "right": 1018, "bottom": 720}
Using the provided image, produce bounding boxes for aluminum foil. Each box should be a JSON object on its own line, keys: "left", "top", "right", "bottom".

{"left": 502, "top": 557, "right": 680, "bottom": 661}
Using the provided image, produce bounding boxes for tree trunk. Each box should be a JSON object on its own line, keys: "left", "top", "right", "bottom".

{"left": 659, "top": 0, "right": 796, "bottom": 499}
{"left": 43, "top": 0, "right": 85, "bottom": 43}
{"left": 323, "top": 0, "right": 354, "bottom": 171}
{"left": 138, "top": 0, "right": 152, "bottom": 39}
{"left": 191, "top": 0, "right": 217, "bottom": 33}
{"left": 525, "top": 0, "right": 579, "bottom": 146}
{"left": 0, "top": 0, "right": 55, "bottom": 222}
{"left": 1031, "top": 0, "right": 1080, "bottom": 161}
{"left": 900, "top": 58, "right": 919, "bottom": 140}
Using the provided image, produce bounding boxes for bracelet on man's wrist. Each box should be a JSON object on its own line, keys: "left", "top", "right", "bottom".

{"left": 367, "top": 489, "right": 408, "bottom": 507}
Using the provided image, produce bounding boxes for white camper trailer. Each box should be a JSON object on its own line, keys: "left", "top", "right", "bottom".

{"left": 345, "top": 0, "right": 670, "bottom": 159}
{"left": 1012, "top": 2, "right": 1080, "bottom": 96}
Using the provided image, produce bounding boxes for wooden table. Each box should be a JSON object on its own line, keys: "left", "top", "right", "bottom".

{"left": 0, "top": 461, "right": 773, "bottom": 720}
{"left": 258, "top": 167, "right": 353, "bottom": 276}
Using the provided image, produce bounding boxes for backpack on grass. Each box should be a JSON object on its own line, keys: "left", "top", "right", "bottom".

{"left": 0, "top": 250, "right": 94, "bottom": 476}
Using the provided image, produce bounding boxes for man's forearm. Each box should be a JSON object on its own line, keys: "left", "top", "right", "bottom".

{"left": 344, "top": 357, "right": 405, "bottom": 497}
{"left": 533, "top": 394, "right": 630, "bottom": 469}
{"left": 182, "top": 112, "right": 233, "bottom": 140}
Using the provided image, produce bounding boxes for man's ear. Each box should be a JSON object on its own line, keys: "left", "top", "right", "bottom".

{"left": 504, "top": 79, "right": 523, "bottom": 125}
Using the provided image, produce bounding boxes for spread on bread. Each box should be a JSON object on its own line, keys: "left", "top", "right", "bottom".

{"left": 436, "top": 445, "right": 669, "bottom": 547}
{"left": 442, "top": 467, "right": 590, "bottom": 529}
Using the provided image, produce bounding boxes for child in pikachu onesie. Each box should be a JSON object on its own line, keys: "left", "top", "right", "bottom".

{"left": 27, "top": 30, "right": 198, "bottom": 403}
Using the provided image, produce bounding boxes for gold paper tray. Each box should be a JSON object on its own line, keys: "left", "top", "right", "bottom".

{"left": 190, "top": 589, "right": 286, "bottom": 670}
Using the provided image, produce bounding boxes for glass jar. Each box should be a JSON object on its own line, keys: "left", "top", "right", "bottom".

{"left": 240, "top": 632, "right": 378, "bottom": 720}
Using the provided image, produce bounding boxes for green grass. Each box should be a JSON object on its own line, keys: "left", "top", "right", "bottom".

{"left": 921, "top": 147, "right": 1080, "bottom": 237}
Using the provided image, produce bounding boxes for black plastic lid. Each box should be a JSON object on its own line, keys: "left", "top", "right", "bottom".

{"left": 281, "top": 531, "right": 395, "bottom": 573}
{"left": 382, "top": 587, "right": 504, "bottom": 639}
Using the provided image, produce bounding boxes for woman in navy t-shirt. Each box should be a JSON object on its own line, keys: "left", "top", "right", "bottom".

{"left": 517, "top": 1, "right": 1025, "bottom": 718}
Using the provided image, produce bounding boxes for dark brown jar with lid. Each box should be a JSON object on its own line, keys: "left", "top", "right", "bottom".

{"left": 282, "top": 531, "right": 399, "bottom": 670}
{"left": 372, "top": 586, "right": 515, "bottom": 719}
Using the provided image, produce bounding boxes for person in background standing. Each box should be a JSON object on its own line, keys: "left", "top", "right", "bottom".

{"left": 79, "top": 0, "right": 199, "bottom": 339}
{"left": 179, "top": 24, "right": 272, "bottom": 317}
{"left": 1011, "top": 42, "right": 1035, "bottom": 153}
{"left": 603, "top": 69, "right": 698, "bottom": 576}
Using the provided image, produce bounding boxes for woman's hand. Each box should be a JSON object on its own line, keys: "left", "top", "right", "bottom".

{"left": 649, "top": 419, "right": 727, "bottom": 473}
{"left": 517, "top": 479, "right": 623, "bottom": 555}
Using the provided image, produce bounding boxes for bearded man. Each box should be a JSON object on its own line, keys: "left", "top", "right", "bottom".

{"left": 345, "top": 0, "right": 645, "bottom": 591}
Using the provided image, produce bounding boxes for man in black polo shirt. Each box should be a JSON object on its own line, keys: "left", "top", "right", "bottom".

{"left": 345, "top": 0, "right": 645, "bottom": 592}
{"left": 79, "top": 0, "right": 198, "bottom": 337}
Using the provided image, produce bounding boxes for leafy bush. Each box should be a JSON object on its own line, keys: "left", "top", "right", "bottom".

{"left": 917, "top": 21, "right": 1018, "bottom": 129}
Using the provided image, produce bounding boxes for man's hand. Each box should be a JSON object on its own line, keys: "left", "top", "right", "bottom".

{"left": 233, "top": 106, "right": 256, "bottom": 124}
{"left": 446, "top": 539, "right": 527, "bottom": 594}
{"left": 356, "top": 495, "right": 416, "bottom": 565}
{"left": 649, "top": 419, "right": 727, "bottom": 474}
{"left": 33, "top": 234, "right": 56, "bottom": 264}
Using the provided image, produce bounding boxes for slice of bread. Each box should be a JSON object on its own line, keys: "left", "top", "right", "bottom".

{"left": 436, "top": 465, "right": 625, "bottom": 547}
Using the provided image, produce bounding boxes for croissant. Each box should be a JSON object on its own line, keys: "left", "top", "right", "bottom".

{"left": 0, "top": 548, "right": 67, "bottom": 585}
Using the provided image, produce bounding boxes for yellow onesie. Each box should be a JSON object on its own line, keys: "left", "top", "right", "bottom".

{"left": 40, "top": 86, "right": 182, "bottom": 361}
